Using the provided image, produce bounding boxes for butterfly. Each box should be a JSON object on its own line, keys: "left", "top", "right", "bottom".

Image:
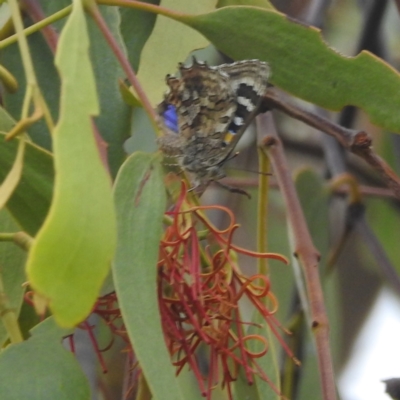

{"left": 157, "top": 58, "right": 270, "bottom": 189}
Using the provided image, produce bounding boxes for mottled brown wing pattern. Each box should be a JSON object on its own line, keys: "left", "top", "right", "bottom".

{"left": 157, "top": 58, "right": 270, "bottom": 187}
{"left": 218, "top": 60, "right": 270, "bottom": 149}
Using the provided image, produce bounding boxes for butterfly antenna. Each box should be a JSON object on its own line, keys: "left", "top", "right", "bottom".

{"left": 213, "top": 180, "right": 251, "bottom": 199}
{"left": 226, "top": 167, "right": 272, "bottom": 177}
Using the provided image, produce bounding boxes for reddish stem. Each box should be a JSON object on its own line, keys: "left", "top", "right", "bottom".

{"left": 258, "top": 113, "right": 337, "bottom": 400}
{"left": 88, "top": 4, "right": 159, "bottom": 130}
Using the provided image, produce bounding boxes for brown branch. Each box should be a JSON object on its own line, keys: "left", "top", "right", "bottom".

{"left": 352, "top": 149, "right": 400, "bottom": 199}
{"left": 87, "top": 3, "right": 159, "bottom": 129}
{"left": 256, "top": 112, "right": 337, "bottom": 400}
{"left": 263, "top": 88, "right": 369, "bottom": 148}
{"left": 20, "top": 0, "right": 59, "bottom": 52}
{"left": 263, "top": 88, "right": 400, "bottom": 200}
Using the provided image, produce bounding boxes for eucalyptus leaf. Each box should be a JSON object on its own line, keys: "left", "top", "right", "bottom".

{"left": 1, "top": 32, "right": 59, "bottom": 150}
{"left": 26, "top": 1, "right": 117, "bottom": 327}
{"left": 0, "top": 132, "right": 53, "bottom": 236}
{"left": 0, "top": 318, "right": 89, "bottom": 400}
{"left": 0, "top": 209, "right": 27, "bottom": 346}
{"left": 137, "top": 0, "right": 217, "bottom": 104}
{"left": 217, "top": 0, "right": 274, "bottom": 8}
{"left": 170, "top": 6, "right": 400, "bottom": 132}
{"left": 113, "top": 152, "right": 189, "bottom": 400}
{"left": 120, "top": 0, "right": 161, "bottom": 71}
{"left": 87, "top": 5, "right": 133, "bottom": 177}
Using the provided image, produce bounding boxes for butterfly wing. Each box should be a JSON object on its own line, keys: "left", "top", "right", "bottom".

{"left": 158, "top": 59, "right": 237, "bottom": 181}
{"left": 157, "top": 59, "right": 270, "bottom": 185}
{"left": 218, "top": 60, "right": 270, "bottom": 151}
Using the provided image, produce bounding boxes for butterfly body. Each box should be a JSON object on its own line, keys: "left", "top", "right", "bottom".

{"left": 157, "top": 58, "right": 270, "bottom": 187}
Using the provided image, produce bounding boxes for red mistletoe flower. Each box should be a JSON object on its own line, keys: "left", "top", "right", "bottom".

{"left": 157, "top": 182, "right": 295, "bottom": 399}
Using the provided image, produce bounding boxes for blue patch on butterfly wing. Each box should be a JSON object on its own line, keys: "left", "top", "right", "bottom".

{"left": 162, "top": 104, "right": 179, "bottom": 133}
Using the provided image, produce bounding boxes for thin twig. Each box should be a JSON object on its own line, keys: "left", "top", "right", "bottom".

{"left": 0, "top": 270, "right": 23, "bottom": 343}
{"left": 263, "top": 88, "right": 400, "bottom": 200}
{"left": 20, "top": 0, "right": 59, "bottom": 52}
{"left": 0, "top": 5, "right": 71, "bottom": 49}
{"left": 352, "top": 148, "right": 400, "bottom": 199}
{"left": 257, "top": 112, "right": 337, "bottom": 400}
{"left": 263, "top": 89, "right": 369, "bottom": 149}
{"left": 87, "top": 3, "right": 159, "bottom": 132}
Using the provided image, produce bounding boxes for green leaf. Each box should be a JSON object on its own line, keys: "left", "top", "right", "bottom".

{"left": 87, "top": 5, "right": 133, "bottom": 177}
{"left": 0, "top": 138, "right": 25, "bottom": 210}
{"left": 35, "top": 2, "right": 132, "bottom": 177}
{"left": 0, "top": 132, "right": 54, "bottom": 236}
{"left": 0, "top": 317, "right": 90, "bottom": 400}
{"left": 233, "top": 370, "right": 261, "bottom": 400}
{"left": 2, "top": 29, "right": 59, "bottom": 150}
{"left": 18, "top": 300, "right": 42, "bottom": 341}
{"left": 233, "top": 312, "right": 281, "bottom": 400}
{"left": 125, "top": 107, "right": 159, "bottom": 155}
{"left": 113, "top": 152, "right": 187, "bottom": 400}
{"left": 137, "top": 0, "right": 217, "bottom": 104}
{"left": 297, "top": 336, "right": 323, "bottom": 400}
{"left": 26, "top": 1, "right": 117, "bottom": 327}
{"left": 366, "top": 198, "right": 400, "bottom": 278}
{"left": 217, "top": 0, "right": 274, "bottom": 8}
{"left": 175, "top": 368, "right": 209, "bottom": 400}
{"left": 0, "top": 209, "right": 27, "bottom": 346}
{"left": 0, "top": 108, "right": 25, "bottom": 211}
{"left": 0, "top": 106, "right": 16, "bottom": 132}
{"left": 170, "top": 6, "right": 400, "bottom": 132}
{"left": 120, "top": 0, "right": 161, "bottom": 72}
{"left": 119, "top": 79, "right": 143, "bottom": 107}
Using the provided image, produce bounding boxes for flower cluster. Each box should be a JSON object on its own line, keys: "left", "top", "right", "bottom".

{"left": 157, "top": 182, "right": 293, "bottom": 398}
